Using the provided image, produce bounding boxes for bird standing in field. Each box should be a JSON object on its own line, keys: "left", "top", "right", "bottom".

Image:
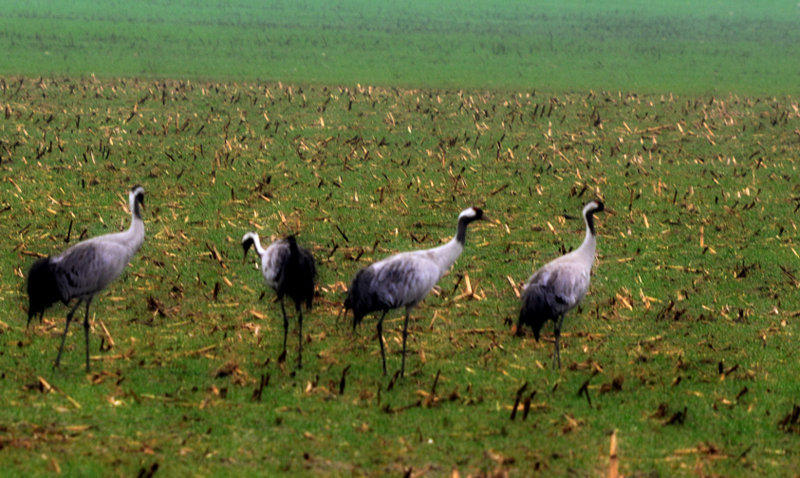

{"left": 26, "top": 185, "right": 146, "bottom": 372}
{"left": 242, "top": 232, "right": 316, "bottom": 369}
{"left": 344, "top": 207, "right": 488, "bottom": 378}
{"left": 517, "top": 200, "right": 604, "bottom": 369}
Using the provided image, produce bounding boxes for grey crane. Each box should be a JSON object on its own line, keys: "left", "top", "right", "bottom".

{"left": 242, "top": 232, "right": 317, "bottom": 369}
{"left": 517, "top": 200, "right": 604, "bottom": 369}
{"left": 344, "top": 207, "right": 488, "bottom": 378}
{"left": 26, "top": 185, "right": 146, "bottom": 372}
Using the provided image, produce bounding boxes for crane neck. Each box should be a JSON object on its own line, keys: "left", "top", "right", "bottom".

{"left": 132, "top": 199, "right": 142, "bottom": 222}
{"left": 586, "top": 209, "right": 597, "bottom": 236}
{"left": 125, "top": 199, "right": 145, "bottom": 253}
{"left": 575, "top": 209, "right": 598, "bottom": 261}
{"left": 577, "top": 226, "right": 596, "bottom": 257}
{"left": 426, "top": 213, "right": 480, "bottom": 275}
{"left": 128, "top": 185, "right": 145, "bottom": 225}
{"left": 427, "top": 236, "right": 464, "bottom": 277}
{"left": 248, "top": 233, "right": 267, "bottom": 256}
{"left": 455, "top": 213, "right": 480, "bottom": 245}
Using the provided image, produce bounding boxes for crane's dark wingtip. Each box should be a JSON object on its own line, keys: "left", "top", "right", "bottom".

{"left": 26, "top": 257, "right": 61, "bottom": 323}
{"left": 344, "top": 266, "right": 378, "bottom": 330}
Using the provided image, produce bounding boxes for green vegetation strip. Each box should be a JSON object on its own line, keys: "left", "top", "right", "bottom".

{"left": 0, "top": 0, "right": 799, "bottom": 93}
{"left": 1, "top": 76, "right": 799, "bottom": 475}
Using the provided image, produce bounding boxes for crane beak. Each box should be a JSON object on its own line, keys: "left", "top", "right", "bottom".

{"left": 481, "top": 214, "right": 500, "bottom": 225}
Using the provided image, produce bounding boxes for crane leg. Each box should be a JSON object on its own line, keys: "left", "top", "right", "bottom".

{"left": 83, "top": 297, "right": 94, "bottom": 373}
{"left": 296, "top": 303, "right": 303, "bottom": 370}
{"left": 553, "top": 315, "right": 565, "bottom": 370}
{"left": 376, "top": 310, "right": 388, "bottom": 375}
{"left": 400, "top": 309, "right": 410, "bottom": 378}
{"left": 55, "top": 299, "right": 83, "bottom": 369}
{"left": 278, "top": 298, "right": 288, "bottom": 364}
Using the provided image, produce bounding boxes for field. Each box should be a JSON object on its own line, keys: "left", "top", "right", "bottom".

{"left": 1, "top": 0, "right": 799, "bottom": 93}
{"left": 1, "top": 1, "right": 800, "bottom": 477}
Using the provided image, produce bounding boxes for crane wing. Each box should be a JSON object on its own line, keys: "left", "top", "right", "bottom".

{"left": 261, "top": 240, "right": 290, "bottom": 288}
{"left": 527, "top": 263, "right": 590, "bottom": 312}
{"left": 51, "top": 242, "right": 105, "bottom": 299}
{"left": 372, "top": 255, "right": 440, "bottom": 309}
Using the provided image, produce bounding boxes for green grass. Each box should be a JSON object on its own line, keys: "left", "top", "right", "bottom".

{"left": 1, "top": 1, "right": 799, "bottom": 475}
{"left": 0, "top": 0, "right": 799, "bottom": 94}
{"left": 1, "top": 77, "right": 800, "bottom": 476}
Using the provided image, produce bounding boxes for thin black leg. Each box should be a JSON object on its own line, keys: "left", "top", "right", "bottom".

{"left": 55, "top": 299, "right": 83, "bottom": 368}
{"left": 400, "top": 309, "right": 411, "bottom": 378}
{"left": 278, "top": 298, "right": 288, "bottom": 363}
{"left": 553, "top": 315, "right": 565, "bottom": 370}
{"left": 377, "top": 310, "right": 388, "bottom": 375}
{"left": 83, "top": 297, "right": 93, "bottom": 373}
{"left": 296, "top": 303, "right": 303, "bottom": 370}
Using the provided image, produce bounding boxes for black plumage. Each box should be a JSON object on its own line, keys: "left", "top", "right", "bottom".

{"left": 27, "top": 257, "right": 63, "bottom": 326}
{"left": 242, "top": 232, "right": 317, "bottom": 369}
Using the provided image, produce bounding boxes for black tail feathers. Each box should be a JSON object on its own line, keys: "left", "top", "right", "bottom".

{"left": 518, "top": 307, "right": 546, "bottom": 341}
{"left": 345, "top": 267, "right": 378, "bottom": 330}
{"left": 26, "top": 257, "right": 62, "bottom": 325}
{"left": 517, "top": 286, "right": 551, "bottom": 341}
{"left": 282, "top": 235, "right": 316, "bottom": 311}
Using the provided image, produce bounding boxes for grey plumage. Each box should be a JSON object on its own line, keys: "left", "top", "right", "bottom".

{"left": 242, "top": 232, "right": 316, "bottom": 369}
{"left": 26, "top": 185, "right": 146, "bottom": 372}
{"left": 517, "top": 200, "right": 604, "bottom": 369}
{"left": 345, "top": 207, "right": 487, "bottom": 378}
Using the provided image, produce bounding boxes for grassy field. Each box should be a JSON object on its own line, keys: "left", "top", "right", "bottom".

{"left": 0, "top": 0, "right": 799, "bottom": 93}
{"left": 1, "top": 76, "right": 799, "bottom": 476}
{"left": 1, "top": 0, "right": 800, "bottom": 476}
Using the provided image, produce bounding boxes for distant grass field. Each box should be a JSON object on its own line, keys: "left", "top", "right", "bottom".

{"left": 1, "top": 76, "right": 799, "bottom": 476}
{"left": 2, "top": 0, "right": 800, "bottom": 476}
{"left": 0, "top": 0, "right": 799, "bottom": 94}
